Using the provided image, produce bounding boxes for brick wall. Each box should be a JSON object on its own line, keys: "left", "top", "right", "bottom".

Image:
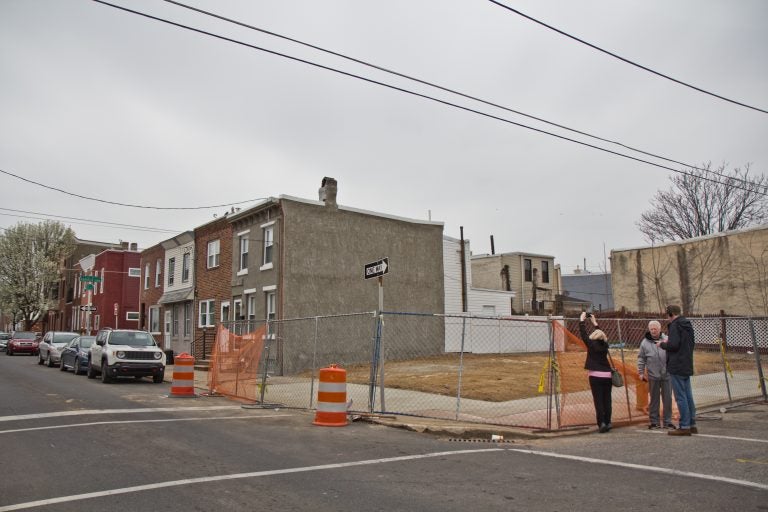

{"left": 140, "top": 243, "right": 166, "bottom": 346}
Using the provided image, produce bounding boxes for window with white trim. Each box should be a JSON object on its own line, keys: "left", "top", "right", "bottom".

{"left": 128, "top": 268, "right": 141, "bottom": 278}
{"left": 221, "top": 301, "right": 230, "bottom": 323}
{"left": 233, "top": 299, "right": 242, "bottom": 321}
{"left": 144, "top": 263, "right": 150, "bottom": 289}
{"left": 100, "top": 268, "right": 105, "bottom": 293}
{"left": 155, "top": 259, "right": 161, "bottom": 287}
{"left": 184, "top": 302, "right": 191, "bottom": 335}
{"left": 247, "top": 295, "right": 257, "bottom": 321}
{"left": 182, "top": 253, "right": 190, "bottom": 283}
{"left": 126, "top": 312, "right": 139, "bottom": 321}
{"left": 199, "top": 299, "right": 215, "bottom": 327}
{"left": 263, "top": 226, "right": 273, "bottom": 265}
{"left": 239, "top": 235, "right": 249, "bottom": 272}
{"left": 168, "top": 258, "right": 175, "bottom": 286}
{"left": 207, "top": 239, "right": 220, "bottom": 269}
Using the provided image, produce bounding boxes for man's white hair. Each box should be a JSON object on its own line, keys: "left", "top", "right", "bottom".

{"left": 648, "top": 320, "right": 661, "bottom": 329}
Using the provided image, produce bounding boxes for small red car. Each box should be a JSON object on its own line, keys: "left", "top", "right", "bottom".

{"left": 6, "top": 331, "right": 40, "bottom": 356}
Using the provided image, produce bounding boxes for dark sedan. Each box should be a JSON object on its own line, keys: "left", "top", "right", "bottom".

{"left": 59, "top": 336, "right": 96, "bottom": 375}
{"left": 6, "top": 331, "right": 39, "bottom": 356}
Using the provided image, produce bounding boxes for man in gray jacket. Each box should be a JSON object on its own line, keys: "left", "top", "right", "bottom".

{"left": 637, "top": 320, "right": 675, "bottom": 429}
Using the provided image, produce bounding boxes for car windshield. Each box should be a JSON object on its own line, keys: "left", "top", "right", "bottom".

{"left": 79, "top": 337, "right": 95, "bottom": 349}
{"left": 13, "top": 332, "right": 37, "bottom": 340}
{"left": 53, "top": 333, "right": 78, "bottom": 344}
{"left": 109, "top": 332, "right": 155, "bottom": 347}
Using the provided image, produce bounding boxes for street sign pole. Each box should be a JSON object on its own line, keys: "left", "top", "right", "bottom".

{"left": 87, "top": 287, "right": 92, "bottom": 336}
{"left": 378, "top": 275, "right": 385, "bottom": 412}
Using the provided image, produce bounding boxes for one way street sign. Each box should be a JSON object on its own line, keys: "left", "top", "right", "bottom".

{"left": 79, "top": 305, "right": 97, "bottom": 312}
{"left": 364, "top": 258, "right": 389, "bottom": 280}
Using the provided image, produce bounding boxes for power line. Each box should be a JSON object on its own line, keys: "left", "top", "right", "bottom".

{"left": 0, "top": 212, "right": 180, "bottom": 233}
{"left": 487, "top": 0, "right": 768, "bottom": 115}
{"left": 160, "top": 0, "right": 761, "bottom": 191}
{"left": 0, "top": 168, "right": 266, "bottom": 210}
{"left": 91, "top": 0, "right": 768, "bottom": 196}
{"left": 0, "top": 207, "right": 180, "bottom": 233}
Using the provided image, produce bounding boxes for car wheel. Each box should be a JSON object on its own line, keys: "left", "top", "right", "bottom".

{"left": 6, "top": 349, "right": 11, "bottom": 356}
{"left": 74, "top": 360, "right": 81, "bottom": 375}
{"left": 59, "top": 358, "right": 66, "bottom": 371}
{"left": 101, "top": 361, "right": 112, "bottom": 383}
{"left": 86, "top": 361, "right": 96, "bottom": 379}
{"left": 47, "top": 354, "right": 54, "bottom": 368}
{"left": 153, "top": 372, "right": 165, "bottom": 384}
{"left": 38, "top": 353, "right": 44, "bottom": 365}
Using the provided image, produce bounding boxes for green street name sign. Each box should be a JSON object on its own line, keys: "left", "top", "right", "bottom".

{"left": 79, "top": 275, "right": 102, "bottom": 283}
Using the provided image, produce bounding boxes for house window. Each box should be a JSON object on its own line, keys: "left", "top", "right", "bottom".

{"left": 542, "top": 261, "right": 550, "bottom": 284}
{"left": 233, "top": 299, "right": 242, "bottom": 321}
{"left": 172, "top": 304, "right": 179, "bottom": 335}
{"left": 100, "top": 268, "right": 105, "bottom": 293}
{"left": 199, "top": 299, "right": 215, "bottom": 327}
{"left": 144, "top": 263, "right": 150, "bottom": 289}
{"left": 128, "top": 268, "right": 141, "bottom": 278}
{"left": 184, "top": 302, "right": 191, "bottom": 335}
{"left": 155, "top": 259, "right": 162, "bottom": 287}
{"left": 239, "top": 235, "right": 249, "bottom": 272}
{"left": 168, "top": 258, "right": 175, "bottom": 286}
{"left": 266, "top": 291, "right": 276, "bottom": 321}
{"left": 481, "top": 305, "right": 496, "bottom": 316}
{"left": 221, "top": 301, "right": 230, "bottom": 323}
{"left": 207, "top": 239, "right": 220, "bottom": 269}
{"left": 94, "top": 315, "right": 100, "bottom": 331}
{"left": 524, "top": 259, "right": 532, "bottom": 282}
{"left": 149, "top": 306, "right": 160, "bottom": 333}
{"left": 247, "top": 295, "right": 257, "bottom": 320}
{"left": 263, "top": 226, "right": 274, "bottom": 266}
{"left": 182, "top": 253, "right": 190, "bottom": 283}
{"left": 126, "top": 312, "right": 139, "bottom": 321}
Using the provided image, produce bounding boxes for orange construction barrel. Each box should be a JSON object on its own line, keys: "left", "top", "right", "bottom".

{"left": 170, "top": 352, "right": 197, "bottom": 398}
{"left": 313, "top": 364, "right": 348, "bottom": 427}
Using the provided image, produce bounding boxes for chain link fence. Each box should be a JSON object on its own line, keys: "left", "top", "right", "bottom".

{"left": 207, "top": 313, "right": 767, "bottom": 430}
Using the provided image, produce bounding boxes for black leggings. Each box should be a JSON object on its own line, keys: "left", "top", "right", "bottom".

{"left": 589, "top": 376, "right": 613, "bottom": 426}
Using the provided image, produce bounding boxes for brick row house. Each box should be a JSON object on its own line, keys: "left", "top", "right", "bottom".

{"left": 139, "top": 177, "right": 446, "bottom": 366}
{"left": 43, "top": 238, "right": 120, "bottom": 333}
{"left": 71, "top": 242, "right": 141, "bottom": 334}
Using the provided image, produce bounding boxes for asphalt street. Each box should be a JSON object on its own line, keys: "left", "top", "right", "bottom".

{"left": 1, "top": 353, "right": 766, "bottom": 511}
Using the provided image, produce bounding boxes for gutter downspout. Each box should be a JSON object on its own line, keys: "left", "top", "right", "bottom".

{"left": 520, "top": 255, "right": 525, "bottom": 314}
{"left": 460, "top": 227, "right": 467, "bottom": 313}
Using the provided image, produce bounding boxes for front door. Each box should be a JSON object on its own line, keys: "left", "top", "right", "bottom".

{"left": 164, "top": 311, "right": 172, "bottom": 350}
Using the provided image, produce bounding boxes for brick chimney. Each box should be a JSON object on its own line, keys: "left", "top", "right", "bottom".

{"left": 318, "top": 177, "right": 338, "bottom": 208}
{"left": 129, "top": 242, "right": 137, "bottom": 251}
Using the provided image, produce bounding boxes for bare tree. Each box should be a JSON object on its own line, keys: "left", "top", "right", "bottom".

{"left": 0, "top": 221, "right": 75, "bottom": 330}
{"left": 638, "top": 163, "right": 768, "bottom": 243}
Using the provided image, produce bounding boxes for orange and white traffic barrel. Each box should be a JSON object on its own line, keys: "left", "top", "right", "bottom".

{"left": 313, "top": 364, "right": 348, "bottom": 427}
{"left": 169, "top": 352, "right": 196, "bottom": 398}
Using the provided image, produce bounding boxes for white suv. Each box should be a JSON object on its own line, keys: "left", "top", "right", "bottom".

{"left": 87, "top": 329, "right": 166, "bottom": 383}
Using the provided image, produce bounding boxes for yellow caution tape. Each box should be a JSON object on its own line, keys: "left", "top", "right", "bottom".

{"left": 718, "top": 338, "right": 734, "bottom": 378}
{"left": 538, "top": 357, "right": 549, "bottom": 393}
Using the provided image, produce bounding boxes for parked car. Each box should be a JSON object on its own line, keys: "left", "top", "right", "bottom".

{"left": 88, "top": 329, "right": 166, "bottom": 383}
{"left": 59, "top": 336, "right": 96, "bottom": 375}
{"left": 0, "top": 332, "right": 9, "bottom": 352}
{"left": 6, "top": 331, "right": 40, "bottom": 356}
{"left": 38, "top": 331, "right": 79, "bottom": 367}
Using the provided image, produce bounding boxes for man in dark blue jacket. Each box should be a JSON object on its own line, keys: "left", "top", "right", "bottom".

{"left": 658, "top": 304, "right": 697, "bottom": 436}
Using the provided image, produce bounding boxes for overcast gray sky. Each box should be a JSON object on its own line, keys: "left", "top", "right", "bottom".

{"left": 1, "top": 0, "right": 766, "bottom": 274}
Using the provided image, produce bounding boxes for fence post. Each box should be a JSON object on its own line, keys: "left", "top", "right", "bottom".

{"left": 455, "top": 315, "right": 468, "bottom": 421}
{"left": 258, "top": 319, "right": 272, "bottom": 404}
{"left": 546, "top": 316, "right": 554, "bottom": 431}
{"left": 309, "top": 316, "right": 319, "bottom": 409}
{"left": 616, "top": 319, "right": 632, "bottom": 422}
{"left": 749, "top": 318, "right": 768, "bottom": 401}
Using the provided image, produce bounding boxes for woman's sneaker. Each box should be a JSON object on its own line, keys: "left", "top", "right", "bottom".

{"left": 663, "top": 424, "right": 677, "bottom": 430}
{"left": 648, "top": 424, "right": 661, "bottom": 429}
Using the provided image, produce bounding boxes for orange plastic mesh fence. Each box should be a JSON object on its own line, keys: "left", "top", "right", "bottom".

{"left": 551, "top": 321, "right": 650, "bottom": 428}
{"left": 207, "top": 323, "right": 267, "bottom": 401}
